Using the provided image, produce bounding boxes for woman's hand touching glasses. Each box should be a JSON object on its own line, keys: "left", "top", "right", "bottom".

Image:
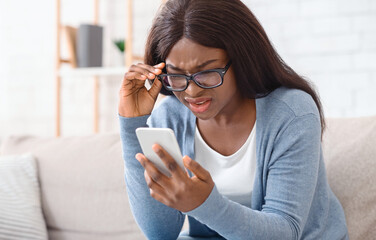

{"left": 118, "top": 62, "right": 165, "bottom": 118}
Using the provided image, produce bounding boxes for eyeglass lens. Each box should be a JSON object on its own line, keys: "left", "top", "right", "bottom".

{"left": 162, "top": 71, "right": 222, "bottom": 90}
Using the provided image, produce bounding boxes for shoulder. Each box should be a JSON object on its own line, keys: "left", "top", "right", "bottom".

{"left": 152, "top": 96, "right": 181, "bottom": 116}
{"left": 148, "top": 96, "right": 193, "bottom": 128}
{"left": 256, "top": 87, "right": 321, "bottom": 139}
{"left": 258, "top": 87, "right": 320, "bottom": 119}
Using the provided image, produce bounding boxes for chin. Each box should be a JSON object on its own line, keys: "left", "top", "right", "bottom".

{"left": 191, "top": 110, "right": 215, "bottom": 121}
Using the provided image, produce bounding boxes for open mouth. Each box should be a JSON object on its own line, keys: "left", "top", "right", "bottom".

{"left": 185, "top": 98, "right": 212, "bottom": 113}
{"left": 195, "top": 101, "right": 207, "bottom": 105}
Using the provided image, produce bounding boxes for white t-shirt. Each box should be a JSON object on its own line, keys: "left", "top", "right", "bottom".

{"left": 194, "top": 123, "right": 257, "bottom": 208}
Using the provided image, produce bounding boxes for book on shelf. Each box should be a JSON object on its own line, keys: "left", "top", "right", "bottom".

{"left": 63, "top": 25, "right": 77, "bottom": 68}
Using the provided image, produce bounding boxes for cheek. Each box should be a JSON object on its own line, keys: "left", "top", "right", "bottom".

{"left": 220, "top": 75, "right": 238, "bottom": 96}
{"left": 214, "top": 87, "right": 232, "bottom": 104}
{"left": 224, "top": 70, "right": 238, "bottom": 89}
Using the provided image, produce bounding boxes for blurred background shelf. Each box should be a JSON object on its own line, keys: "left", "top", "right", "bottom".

{"left": 58, "top": 67, "right": 127, "bottom": 77}
{"left": 55, "top": 0, "right": 166, "bottom": 136}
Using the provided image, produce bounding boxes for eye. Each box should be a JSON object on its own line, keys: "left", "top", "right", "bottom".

{"left": 194, "top": 71, "right": 222, "bottom": 86}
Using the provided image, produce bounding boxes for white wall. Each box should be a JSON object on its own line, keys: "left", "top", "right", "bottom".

{"left": 245, "top": 0, "right": 376, "bottom": 117}
{"left": 0, "top": 0, "right": 375, "bottom": 138}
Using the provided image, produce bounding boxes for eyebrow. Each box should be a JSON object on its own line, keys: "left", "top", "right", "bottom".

{"left": 166, "top": 59, "right": 219, "bottom": 72}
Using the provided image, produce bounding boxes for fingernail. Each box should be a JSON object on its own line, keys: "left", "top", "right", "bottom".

{"left": 140, "top": 75, "right": 146, "bottom": 79}
{"left": 148, "top": 73, "right": 155, "bottom": 78}
{"left": 184, "top": 156, "right": 192, "bottom": 164}
{"left": 153, "top": 147, "right": 160, "bottom": 153}
{"left": 135, "top": 153, "right": 143, "bottom": 161}
{"left": 152, "top": 144, "right": 160, "bottom": 152}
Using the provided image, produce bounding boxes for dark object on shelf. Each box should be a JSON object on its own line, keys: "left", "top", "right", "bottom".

{"left": 76, "top": 24, "right": 103, "bottom": 67}
{"left": 113, "top": 39, "right": 125, "bottom": 53}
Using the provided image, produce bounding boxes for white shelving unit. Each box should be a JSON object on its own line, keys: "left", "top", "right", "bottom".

{"left": 55, "top": 0, "right": 167, "bottom": 136}
{"left": 58, "top": 67, "right": 127, "bottom": 77}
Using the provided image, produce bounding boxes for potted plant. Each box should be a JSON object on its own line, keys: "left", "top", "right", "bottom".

{"left": 113, "top": 39, "right": 125, "bottom": 53}
{"left": 113, "top": 39, "right": 125, "bottom": 65}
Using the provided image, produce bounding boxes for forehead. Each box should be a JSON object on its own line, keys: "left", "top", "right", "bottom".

{"left": 166, "top": 38, "right": 227, "bottom": 71}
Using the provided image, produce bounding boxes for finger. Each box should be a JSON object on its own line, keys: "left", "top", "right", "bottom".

{"left": 144, "top": 170, "right": 167, "bottom": 196}
{"left": 153, "top": 62, "right": 165, "bottom": 72}
{"left": 152, "top": 144, "right": 187, "bottom": 180}
{"left": 123, "top": 71, "right": 147, "bottom": 82}
{"left": 147, "top": 186, "right": 170, "bottom": 207}
{"left": 145, "top": 171, "right": 169, "bottom": 205}
{"left": 129, "top": 64, "right": 159, "bottom": 80}
{"left": 183, "top": 156, "right": 211, "bottom": 181}
{"left": 134, "top": 62, "right": 164, "bottom": 73}
{"left": 153, "top": 62, "right": 165, "bottom": 68}
{"left": 148, "top": 77, "right": 163, "bottom": 100}
{"left": 131, "top": 62, "right": 165, "bottom": 78}
{"left": 136, "top": 153, "right": 172, "bottom": 189}
{"left": 121, "top": 72, "right": 148, "bottom": 93}
{"left": 138, "top": 62, "right": 165, "bottom": 78}
{"left": 147, "top": 62, "right": 165, "bottom": 99}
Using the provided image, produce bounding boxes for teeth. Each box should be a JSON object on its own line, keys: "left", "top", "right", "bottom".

{"left": 196, "top": 101, "right": 206, "bottom": 105}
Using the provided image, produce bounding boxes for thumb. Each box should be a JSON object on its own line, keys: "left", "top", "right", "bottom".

{"left": 148, "top": 77, "right": 163, "bottom": 100}
{"left": 183, "top": 156, "right": 211, "bottom": 181}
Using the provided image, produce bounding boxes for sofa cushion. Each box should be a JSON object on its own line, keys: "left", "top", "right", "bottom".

{"left": 322, "top": 115, "right": 376, "bottom": 240}
{"left": 0, "top": 154, "right": 48, "bottom": 240}
{"left": 1, "top": 115, "right": 375, "bottom": 240}
{"left": 0, "top": 134, "right": 145, "bottom": 240}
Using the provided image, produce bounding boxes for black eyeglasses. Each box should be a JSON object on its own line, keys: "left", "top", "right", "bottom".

{"left": 157, "top": 60, "right": 232, "bottom": 92}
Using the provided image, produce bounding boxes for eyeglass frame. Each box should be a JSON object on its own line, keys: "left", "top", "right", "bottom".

{"left": 156, "top": 60, "right": 232, "bottom": 92}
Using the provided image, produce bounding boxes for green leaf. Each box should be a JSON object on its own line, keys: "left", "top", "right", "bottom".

{"left": 113, "top": 39, "right": 125, "bottom": 52}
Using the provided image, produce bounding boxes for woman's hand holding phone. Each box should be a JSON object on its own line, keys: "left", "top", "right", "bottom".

{"left": 118, "top": 62, "right": 165, "bottom": 118}
{"left": 135, "top": 144, "right": 215, "bottom": 213}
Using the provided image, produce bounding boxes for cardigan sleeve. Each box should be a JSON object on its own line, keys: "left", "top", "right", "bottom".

{"left": 119, "top": 115, "right": 185, "bottom": 240}
{"left": 184, "top": 114, "right": 321, "bottom": 240}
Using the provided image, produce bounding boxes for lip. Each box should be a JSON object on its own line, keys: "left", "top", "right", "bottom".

{"left": 185, "top": 97, "right": 212, "bottom": 113}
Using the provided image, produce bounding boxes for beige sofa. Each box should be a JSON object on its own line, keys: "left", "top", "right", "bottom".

{"left": 0, "top": 116, "right": 375, "bottom": 240}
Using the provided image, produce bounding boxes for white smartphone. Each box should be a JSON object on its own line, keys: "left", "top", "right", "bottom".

{"left": 135, "top": 127, "right": 185, "bottom": 177}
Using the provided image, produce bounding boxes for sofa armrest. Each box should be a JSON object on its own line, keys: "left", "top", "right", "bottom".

{"left": 322, "top": 115, "right": 376, "bottom": 240}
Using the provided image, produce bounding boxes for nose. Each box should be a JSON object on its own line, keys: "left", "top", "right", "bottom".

{"left": 184, "top": 80, "right": 204, "bottom": 97}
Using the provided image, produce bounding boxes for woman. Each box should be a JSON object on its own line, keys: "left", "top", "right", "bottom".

{"left": 118, "top": 0, "right": 348, "bottom": 239}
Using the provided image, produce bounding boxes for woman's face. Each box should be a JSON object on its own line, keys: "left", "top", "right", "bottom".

{"left": 165, "top": 38, "right": 243, "bottom": 121}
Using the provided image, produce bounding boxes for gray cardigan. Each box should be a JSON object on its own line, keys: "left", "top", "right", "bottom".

{"left": 119, "top": 87, "right": 348, "bottom": 240}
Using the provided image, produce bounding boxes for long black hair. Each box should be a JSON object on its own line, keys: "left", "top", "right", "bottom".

{"left": 144, "top": 0, "right": 325, "bottom": 133}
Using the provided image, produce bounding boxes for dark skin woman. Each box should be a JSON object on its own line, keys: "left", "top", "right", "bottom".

{"left": 118, "top": 0, "right": 348, "bottom": 239}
